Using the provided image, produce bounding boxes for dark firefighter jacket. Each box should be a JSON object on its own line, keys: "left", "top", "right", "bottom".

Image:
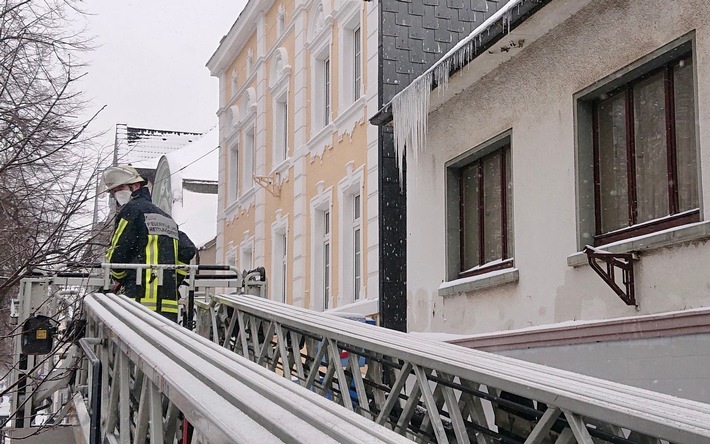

{"left": 106, "top": 186, "right": 196, "bottom": 316}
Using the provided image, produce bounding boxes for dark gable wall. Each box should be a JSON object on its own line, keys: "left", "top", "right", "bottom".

{"left": 376, "top": 0, "right": 547, "bottom": 331}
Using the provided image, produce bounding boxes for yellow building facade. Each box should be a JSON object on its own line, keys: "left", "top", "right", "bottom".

{"left": 207, "top": 0, "right": 379, "bottom": 314}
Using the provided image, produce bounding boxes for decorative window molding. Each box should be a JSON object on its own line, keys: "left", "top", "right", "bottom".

{"left": 269, "top": 48, "right": 291, "bottom": 90}
{"left": 307, "top": 122, "right": 334, "bottom": 161}
{"left": 271, "top": 211, "right": 289, "bottom": 303}
{"left": 277, "top": 4, "right": 286, "bottom": 36}
{"left": 307, "top": 1, "right": 333, "bottom": 47}
{"left": 229, "top": 104, "right": 240, "bottom": 128}
{"left": 337, "top": 3, "right": 362, "bottom": 109}
{"left": 241, "top": 122, "right": 256, "bottom": 196}
{"left": 575, "top": 36, "right": 699, "bottom": 249}
{"left": 228, "top": 141, "right": 239, "bottom": 204}
{"left": 308, "top": 1, "right": 333, "bottom": 138}
{"left": 230, "top": 69, "right": 238, "bottom": 95}
{"left": 270, "top": 48, "right": 291, "bottom": 170}
{"left": 247, "top": 48, "right": 254, "bottom": 77}
{"left": 240, "top": 235, "right": 255, "bottom": 272}
{"left": 225, "top": 242, "right": 237, "bottom": 268}
{"left": 338, "top": 162, "right": 365, "bottom": 305}
{"left": 236, "top": 87, "right": 257, "bottom": 128}
{"left": 334, "top": 96, "right": 365, "bottom": 142}
{"left": 310, "top": 182, "right": 333, "bottom": 311}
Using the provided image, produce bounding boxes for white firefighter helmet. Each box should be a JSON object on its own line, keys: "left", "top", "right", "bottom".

{"left": 102, "top": 165, "right": 145, "bottom": 192}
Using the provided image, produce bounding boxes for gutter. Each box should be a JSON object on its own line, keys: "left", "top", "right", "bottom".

{"left": 369, "top": 0, "right": 551, "bottom": 127}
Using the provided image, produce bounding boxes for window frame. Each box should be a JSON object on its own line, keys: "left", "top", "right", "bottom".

{"left": 273, "top": 93, "right": 289, "bottom": 167}
{"left": 272, "top": 230, "right": 288, "bottom": 303}
{"left": 353, "top": 193, "right": 362, "bottom": 300}
{"left": 228, "top": 142, "right": 239, "bottom": 203}
{"left": 353, "top": 26, "right": 361, "bottom": 101}
{"left": 323, "top": 57, "right": 331, "bottom": 126}
{"left": 310, "top": 188, "right": 332, "bottom": 312}
{"left": 591, "top": 53, "right": 698, "bottom": 244}
{"left": 575, "top": 36, "right": 700, "bottom": 249}
{"left": 322, "top": 209, "right": 331, "bottom": 310}
{"left": 240, "top": 237, "right": 254, "bottom": 273}
{"left": 241, "top": 125, "right": 255, "bottom": 195}
{"left": 446, "top": 132, "right": 514, "bottom": 281}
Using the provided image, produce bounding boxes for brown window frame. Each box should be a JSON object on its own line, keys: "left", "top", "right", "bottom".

{"left": 458, "top": 145, "right": 513, "bottom": 278}
{"left": 592, "top": 53, "right": 698, "bottom": 245}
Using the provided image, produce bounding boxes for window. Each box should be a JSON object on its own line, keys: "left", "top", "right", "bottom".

{"left": 323, "top": 210, "right": 331, "bottom": 310}
{"left": 277, "top": 5, "right": 285, "bottom": 35}
{"left": 338, "top": 171, "right": 364, "bottom": 304}
{"left": 338, "top": 5, "right": 362, "bottom": 108}
{"left": 272, "top": 231, "right": 287, "bottom": 303}
{"left": 323, "top": 58, "right": 331, "bottom": 126}
{"left": 281, "top": 234, "right": 287, "bottom": 302}
{"left": 274, "top": 95, "right": 288, "bottom": 165}
{"left": 228, "top": 143, "right": 239, "bottom": 202}
{"left": 226, "top": 245, "right": 237, "bottom": 268}
{"left": 230, "top": 70, "right": 238, "bottom": 95}
{"left": 447, "top": 135, "right": 513, "bottom": 279}
{"left": 241, "top": 244, "right": 253, "bottom": 272}
{"left": 242, "top": 128, "right": 255, "bottom": 193}
{"left": 590, "top": 53, "right": 697, "bottom": 244}
{"left": 353, "top": 27, "right": 361, "bottom": 101}
{"left": 311, "top": 188, "right": 332, "bottom": 311}
{"left": 353, "top": 194, "right": 361, "bottom": 299}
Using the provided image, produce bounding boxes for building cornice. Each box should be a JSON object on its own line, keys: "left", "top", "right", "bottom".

{"left": 449, "top": 308, "right": 710, "bottom": 352}
{"left": 207, "top": 0, "right": 277, "bottom": 75}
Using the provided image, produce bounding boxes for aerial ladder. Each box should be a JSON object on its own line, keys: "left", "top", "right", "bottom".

{"left": 4, "top": 263, "right": 710, "bottom": 443}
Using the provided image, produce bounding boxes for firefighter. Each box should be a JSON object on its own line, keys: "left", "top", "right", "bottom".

{"left": 102, "top": 165, "right": 196, "bottom": 322}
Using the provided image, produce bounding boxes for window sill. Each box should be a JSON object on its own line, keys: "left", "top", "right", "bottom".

{"left": 567, "top": 220, "right": 710, "bottom": 267}
{"left": 307, "top": 123, "right": 335, "bottom": 159}
{"left": 270, "top": 157, "right": 291, "bottom": 177}
{"left": 438, "top": 268, "right": 519, "bottom": 297}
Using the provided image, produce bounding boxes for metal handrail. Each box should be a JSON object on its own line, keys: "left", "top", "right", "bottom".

{"left": 200, "top": 292, "right": 710, "bottom": 443}
{"left": 77, "top": 338, "right": 102, "bottom": 444}
{"left": 80, "top": 292, "right": 411, "bottom": 443}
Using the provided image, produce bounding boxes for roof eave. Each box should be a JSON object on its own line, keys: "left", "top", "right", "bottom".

{"left": 369, "top": 0, "right": 552, "bottom": 127}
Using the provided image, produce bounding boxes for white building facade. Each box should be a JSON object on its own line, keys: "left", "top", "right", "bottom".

{"left": 404, "top": 0, "right": 710, "bottom": 335}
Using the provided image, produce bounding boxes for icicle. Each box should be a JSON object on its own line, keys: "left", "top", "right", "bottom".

{"left": 392, "top": 71, "right": 433, "bottom": 187}
{"left": 389, "top": 0, "right": 524, "bottom": 188}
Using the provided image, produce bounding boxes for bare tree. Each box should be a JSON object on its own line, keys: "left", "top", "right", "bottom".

{"left": 0, "top": 0, "right": 108, "bottom": 371}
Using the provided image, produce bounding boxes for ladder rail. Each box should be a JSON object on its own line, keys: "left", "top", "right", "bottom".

{"left": 201, "top": 292, "right": 710, "bottom": 444}
{"left": 81, "top": 292, "right": 412, "bottom": 444}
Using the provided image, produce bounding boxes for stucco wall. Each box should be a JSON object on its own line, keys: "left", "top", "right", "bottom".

{"left": 498, "top": 333, "right": 710, "bottom": 404}
{"left": 210, "top": 0, "right": 380, "bottom": 312}
{"left": 409, "top": 0, "right": 710, "bottom": 334}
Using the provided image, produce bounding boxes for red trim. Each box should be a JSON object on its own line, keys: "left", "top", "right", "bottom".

{"left": 448, "top": 308, "right": 710, "bottom": 352}
{"left": 594, "top": 209, "right": 699, "bottom": 245}
{"left": 625, "top": 87, "right": 638, "bottom": 226}
{"left": 459, "top": 258, "right": 514, "bottom": 279}
{"left": 665, "top": 65, "right": 679, "bottom": 214}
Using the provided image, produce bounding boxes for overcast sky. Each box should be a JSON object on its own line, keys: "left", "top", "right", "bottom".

{"left": 78, "top": 1, "right": 248, "bottom": 151}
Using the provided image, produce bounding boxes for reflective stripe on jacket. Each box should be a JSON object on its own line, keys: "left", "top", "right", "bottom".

{"left": 106, "top": 187, "right": 180, "bottom": 315}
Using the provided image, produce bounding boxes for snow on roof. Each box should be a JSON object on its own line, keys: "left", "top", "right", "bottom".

{"left": 116, "top": 125, "right": 203, "bottom": 165}
{"left": 162, "top": 126, "right": 219, "bottom": 249}
{"left": 163, "top": 125, "right": 219, "bottom": 182}
{"left": 175, "top": 188, "right": 218, "bottom": 249}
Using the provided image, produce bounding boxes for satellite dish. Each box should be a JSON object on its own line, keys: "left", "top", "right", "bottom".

{"left": 153, "top": 156, "right": 173, "bottom": 215}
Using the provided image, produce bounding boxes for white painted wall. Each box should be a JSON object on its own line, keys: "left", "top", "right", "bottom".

{"left": 408, "top": 0, "right": 710, "bottom": 334}
{"left": 499, "top": 333, "right": 710, "bottom": 404}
